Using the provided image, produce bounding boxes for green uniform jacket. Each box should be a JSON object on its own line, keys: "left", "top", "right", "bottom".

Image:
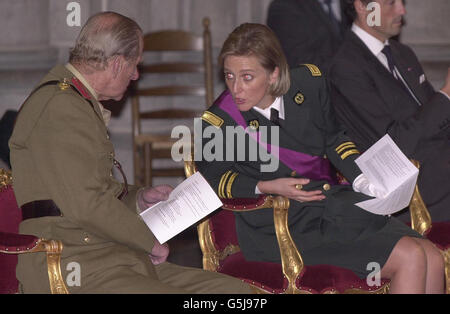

{"left": 9, "top": 65, "right": 158, "bottom": 292}
{"left": 197, "top": 65, "right": 420, "bottom": 278}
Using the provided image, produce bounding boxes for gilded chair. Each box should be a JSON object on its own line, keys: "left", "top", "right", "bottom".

{"left": 184, "top": 160, "right": 391, "bottom": 294}
{"left": 408, "top": 161, "right": 450, "bottom": 294}
{"left": 0, "top": 169, "right": 68, "bottom": 294}
{"left": 132, "top": 17, "right": 213, "bottom": 186}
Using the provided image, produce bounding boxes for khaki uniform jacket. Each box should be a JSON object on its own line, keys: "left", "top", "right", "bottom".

{"left": 10, "top": 65, "right": 252, "bottom": 294}
{"left": 9, "top": 65, "right": 159, "bottom": 292}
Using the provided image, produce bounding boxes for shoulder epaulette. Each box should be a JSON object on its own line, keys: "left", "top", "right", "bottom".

{"left": 301, "top": 64, "right": 322, "bottom": 77}
{"left": 201, "top": 110, "right": 224, "bottom": 128}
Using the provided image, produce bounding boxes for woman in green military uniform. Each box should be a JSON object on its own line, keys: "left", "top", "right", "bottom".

{"left": 197, "top": 23, "right": 444, "bottom": 293}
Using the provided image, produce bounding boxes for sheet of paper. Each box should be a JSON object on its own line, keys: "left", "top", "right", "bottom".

{"left": 139, "top": 171, "right": 223, "bottom": 244}
{"left": 354, "top": 134, "right": 419, "bottom": 215}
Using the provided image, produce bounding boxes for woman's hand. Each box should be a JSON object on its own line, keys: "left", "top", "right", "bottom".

{"left": 257, "top": 178, "right": 325, "bottom": 203}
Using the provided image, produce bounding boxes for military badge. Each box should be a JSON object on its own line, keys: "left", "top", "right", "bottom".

{"left": 58, "top": 78, "right": 70, "bottom": 91}
{"left": 294, "top": 92, "right": 304, "bottom": 105}
{"left": 248, "top": 119, "right": 259, "bottom": 131}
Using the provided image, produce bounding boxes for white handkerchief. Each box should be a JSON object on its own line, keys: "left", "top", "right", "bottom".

{"left": 419, "top": 74, "right": 426, "bottom": 84}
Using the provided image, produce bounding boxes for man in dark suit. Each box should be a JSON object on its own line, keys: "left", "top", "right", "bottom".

{"left": 328, "top": 0, "right": 450, "bottom": 222}
{"left": 267, "top": 0, "right": 351, "bottom": 70}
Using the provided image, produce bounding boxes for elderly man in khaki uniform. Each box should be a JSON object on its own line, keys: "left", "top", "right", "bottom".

{"left": 9, "top": 11, "right": 251, "bottom": 294}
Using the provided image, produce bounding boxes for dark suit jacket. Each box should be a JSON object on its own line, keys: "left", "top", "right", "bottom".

{"left": 329, "top": 31, "right": 450, "bottom": 222}
{"left": 267, "top": 0, "right": 351, "bottom": 70}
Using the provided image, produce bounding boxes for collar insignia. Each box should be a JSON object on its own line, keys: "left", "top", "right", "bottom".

{"left": 248, "top": 119, "right": 259, "bottom": 131}
{"left": 294, "top": 92, "right": 304, "bottom": 105}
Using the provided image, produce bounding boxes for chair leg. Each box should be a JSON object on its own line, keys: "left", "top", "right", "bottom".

{"left": 144, "top": 143, "right": 152, "bottom": 187}
{"left": 133, "top": 144, "right": 141, "bottom": 186}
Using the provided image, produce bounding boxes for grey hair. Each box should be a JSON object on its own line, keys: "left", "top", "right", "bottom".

{"left": 69, "top": 12, "right": 142, "bottom": 70}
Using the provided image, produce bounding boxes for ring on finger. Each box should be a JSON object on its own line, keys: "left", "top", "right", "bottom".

{"left": 295, "top": 184, "right": 303, "bottom": 190}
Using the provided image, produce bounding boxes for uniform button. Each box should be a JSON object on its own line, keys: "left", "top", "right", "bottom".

{"left": 83, "top": 235, "right": 90, "bottom": 243}
{"left": 290, "top": 171, "right": 297, "bottom": 177}
{"left": 323, "top": 183, "right": 331, "bottom": 191}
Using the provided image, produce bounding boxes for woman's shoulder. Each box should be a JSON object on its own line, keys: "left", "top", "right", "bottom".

{"left": 288, "top": 64, "right": 326, "bottom": 94}
{"left": 290, "top": 64, "right": 324, "bottom": 81}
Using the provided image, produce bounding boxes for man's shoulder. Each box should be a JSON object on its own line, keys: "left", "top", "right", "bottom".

{"left": 389, "top": 39, "right": 418, "bottom": 59}
{"left": 268, "top": 0, "right": 303, "bottom": 10}
{"left": 332, "top": 32, "right": 365, "bottom": 61}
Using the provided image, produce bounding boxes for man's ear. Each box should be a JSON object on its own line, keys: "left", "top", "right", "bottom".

{"left": 354, "top": 0, "right": 368, "bottom": 17}
{"left": 111, "top": 56, "right": 123, "bottom": 79}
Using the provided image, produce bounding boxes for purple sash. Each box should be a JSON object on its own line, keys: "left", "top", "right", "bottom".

{"left": 215, "top": 90, "right": 338, "bottom": 184}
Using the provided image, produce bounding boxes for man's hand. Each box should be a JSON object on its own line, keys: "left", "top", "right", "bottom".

{"left": 257, "top": 178, "right": 325, "bottom": 203}
{"left": 149, "top": 240, "right": 169, "bottom": 265}
{"left": 137, "top": 185, "right": 173, "bottom": 211}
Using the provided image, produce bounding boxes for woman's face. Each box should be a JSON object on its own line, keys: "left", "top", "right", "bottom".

{"left": 223, "top": 54, "right": 279, "bottom": 111}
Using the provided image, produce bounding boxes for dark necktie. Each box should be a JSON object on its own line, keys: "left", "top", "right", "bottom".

{"left": 381, "top": 45, "right": 421, "bottom": 105}
{"left": 381, "top": 45, "right": 397, "bottom": 76}
{"left": 270, "top": 108, "right": 280, "bottom": 125}
{"left": 323, "top": 0, "right": 341, "bottom": 36}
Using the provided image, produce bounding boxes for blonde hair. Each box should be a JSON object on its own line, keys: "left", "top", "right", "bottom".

{"left": 69, "top": 12, "right": 142, "bottom": 70}
{"left": 219, "top": 23, "right": 290, "bottom": 97}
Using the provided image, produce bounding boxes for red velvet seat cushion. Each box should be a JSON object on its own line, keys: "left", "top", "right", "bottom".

{"left": 219, "top": 251, "right": 388, "bottom": 293}
{"left": 0, "top": 185, "right": 23, "bottom": 294}
{"left": 425, "top": 222, "right": 450, "bottom": 250}
{"left": 211, "top": 200, "right": 388, "bottom": 293}
{"left": 209, "top": 208, "right": 239, "bottom": 251}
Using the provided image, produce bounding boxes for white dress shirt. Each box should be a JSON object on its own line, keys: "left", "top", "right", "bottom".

{"left": 252, "top": 96, "right": 285, "bottom": 121}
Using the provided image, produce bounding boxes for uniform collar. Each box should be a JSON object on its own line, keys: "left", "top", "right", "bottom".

{"left": 65, "top": 63, "right": 111, "bottom": 126}
{"left": 252, "top": 96, "right": 285, "bottom": 121}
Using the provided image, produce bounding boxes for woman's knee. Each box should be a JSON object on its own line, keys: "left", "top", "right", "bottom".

{"left": 383, "top": 236, "right": 427, "bottom": 276}
{"left": 418, "top": 239, "right": 445, "bottom": 273}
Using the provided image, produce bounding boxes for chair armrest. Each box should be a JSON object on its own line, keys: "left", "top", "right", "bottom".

{"left": 409, "top": 160, "right": 432, "bottom": 235}
{"left": 222, "top": 195, "right": 304, "bottom": 293}
{"left": 0, "top": 231, "right": 68, "bottom": 294}
{"left": 184, "top": 161, "right": 304, "bottom": 292}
